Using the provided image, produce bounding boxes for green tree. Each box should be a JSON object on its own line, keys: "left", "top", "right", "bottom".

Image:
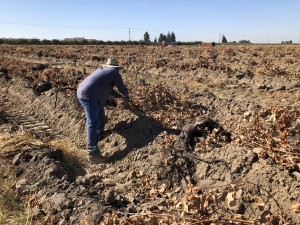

{"left": 51, "top": 39, "right": 61, "bottom": 45}
{"left": 144, "top": 31, "right": 150, "bottom": 43}
{"left": 14, "top": 38, "right": 28, "bottom": 45}
{"left": 90, "top": 39, "right": 98, "bottom": 45}
{"left": 166, "top": 31, "right": 171, "bottom": 43}
{"left": 239, "top": 40, "right": 251, "bottom": 44}
{"left": 29, "top": 38, "right": 40, "bottom": 45}
{"left": 158, "top": 33, "right": 164, "bottom": 43}
{"left": 153, "top": 37, "right": 157, "bottom": 43}
{"left": 222, "top": 35, "right": 228, "bottom": 43}
{"left": 41, "top": 39, "right": 51, "bottom": 45}
{"left": 80, "top": 39, "right": 89, "bottom": 45}
{"left": 170, "top": 32, "right": 176, "bottom": 43}
{"left": 163, "top": 34, "right": 167, "bottom": 42}
{"left": 157, "top": 32, "right": 177, "bottom": 44}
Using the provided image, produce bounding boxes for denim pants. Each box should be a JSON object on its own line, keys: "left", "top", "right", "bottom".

{"left": 78, "top": 98, "right": 105, "bottom": 157}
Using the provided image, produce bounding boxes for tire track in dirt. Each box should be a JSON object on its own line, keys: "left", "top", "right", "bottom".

{"left": 0, "top": 95, "right": 63, "bottom": 141}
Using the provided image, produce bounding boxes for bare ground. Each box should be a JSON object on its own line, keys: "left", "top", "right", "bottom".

{"left": 0, "top": 45, "right": 299, "bottom": 225}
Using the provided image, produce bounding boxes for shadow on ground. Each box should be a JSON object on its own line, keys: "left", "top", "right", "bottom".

{"left": 108, "top": 114, "right": 178, "bottom": 162}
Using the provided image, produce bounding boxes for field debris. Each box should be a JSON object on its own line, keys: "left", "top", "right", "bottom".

{"left": 175, "top": 118, "right": 231, "bottom": 151}
{"left": 0, "top": 44, "right": 300, "bottom": 224}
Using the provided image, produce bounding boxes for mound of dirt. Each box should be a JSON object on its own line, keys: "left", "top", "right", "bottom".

{"left": 3, "top": 120, "right": 299, "bottom": 224}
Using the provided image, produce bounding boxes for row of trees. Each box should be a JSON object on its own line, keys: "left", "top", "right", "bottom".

{"left": 222, "top": 35, "right": 251, "bottom": 44}
{"left": 0, "top": 35, "right": 295, "bottom": 46}
{"left": 0, "top": 31, "right": 176, "bottom": 45}
{"left": 0, "top": 38, "right": 204, "bottom": 46}
{"left": 0, "top": 38, "right": 158, "bottom": 45}
{"left": 223, "top": 35, "right": 293, "bottom": 45}
{"left": 144, "top": 31, "right": 176, "bottom": 44}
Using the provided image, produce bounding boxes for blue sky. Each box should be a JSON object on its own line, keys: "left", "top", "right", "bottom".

{"left": 0, "top": 0, "right": 299, "bottom": 43}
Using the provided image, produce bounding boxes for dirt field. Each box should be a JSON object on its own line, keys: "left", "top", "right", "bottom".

{"left": 0, "top": 44, "right": 300, "bottom": 224}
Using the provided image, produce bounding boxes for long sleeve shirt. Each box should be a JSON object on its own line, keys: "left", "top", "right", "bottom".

{"left": 77, "top": 67, "right": 129, "bottom": 106}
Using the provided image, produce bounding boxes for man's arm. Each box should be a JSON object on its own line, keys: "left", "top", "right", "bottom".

{"left": 113, "top": 70, "right": 129, "bottom": 99}
{"left": 110, "top": 89, "right": 122, "bottom": 98}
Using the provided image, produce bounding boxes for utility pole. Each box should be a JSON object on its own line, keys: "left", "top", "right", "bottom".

{"left": 129, "top": 28, "right": 131, "bottom": 42}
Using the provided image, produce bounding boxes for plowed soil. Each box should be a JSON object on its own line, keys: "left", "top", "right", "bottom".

{"left": 0, "top": 44, "right": 299, "bottom": 225}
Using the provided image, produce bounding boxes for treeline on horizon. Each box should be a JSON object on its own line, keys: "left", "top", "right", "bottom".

{"left": 0, "top": 38, "right": 204, "bottom": 45}
{"left": 0, "top": 38, "right": 295, "bottom": 46}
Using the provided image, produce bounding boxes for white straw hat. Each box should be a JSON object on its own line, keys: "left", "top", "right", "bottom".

{"left": 102, "top": 58, "right": 123, "bottom": 68}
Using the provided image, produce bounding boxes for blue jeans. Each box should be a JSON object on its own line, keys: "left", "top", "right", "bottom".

{"left": 78, "top": 98, "right": 105, "bottom": 157}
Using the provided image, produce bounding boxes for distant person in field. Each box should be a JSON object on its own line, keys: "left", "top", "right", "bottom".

{"left": 77, "top": 58, "right": 130, "bottom": 164}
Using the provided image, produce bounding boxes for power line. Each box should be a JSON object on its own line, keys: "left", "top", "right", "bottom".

{"left": 1, "top": 20, "right": 299, "bottom": 43}
{"left": 0, "top": 20, "right": 217, "bottom": 35}
{"left": 0, "top": 20, "right": 127, "bottom": 30}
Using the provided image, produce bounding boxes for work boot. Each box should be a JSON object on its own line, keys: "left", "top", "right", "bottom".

{"left": 88, "top": 154, "right": 109, "bottom": 164}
